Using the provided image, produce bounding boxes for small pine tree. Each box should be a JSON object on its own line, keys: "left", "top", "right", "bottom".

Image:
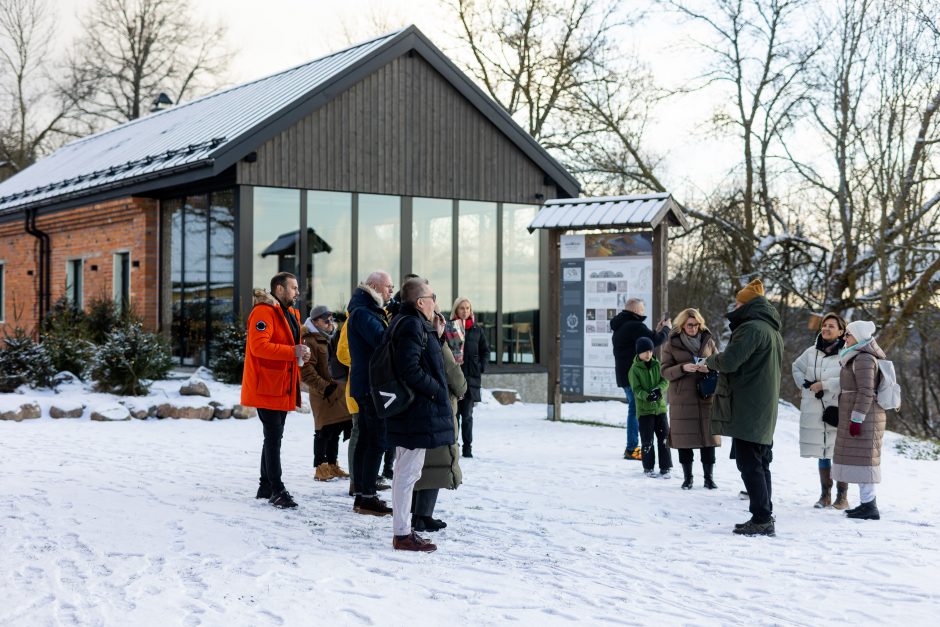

{"left": 90, "top": 322, "right": 173, "bottom": 395}
{"left": 85, "top": 295, "right": 137, "bottom": 345}
{"left": 41, "top": 297, "right": 95, "bottom": 379}
{"left": 209, "top": 319, "right": 247, "bottom": 384}
{"left": 0, "top": 329, "right": 56, "bottom": 392}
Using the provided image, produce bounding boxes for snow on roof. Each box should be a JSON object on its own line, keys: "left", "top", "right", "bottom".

{"left": 527, "top": 193, "right": 689, "bottom": 231}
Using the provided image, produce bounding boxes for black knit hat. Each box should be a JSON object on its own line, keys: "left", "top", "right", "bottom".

{"left": 635, "top": 337, "right": 654, "bottom": 354}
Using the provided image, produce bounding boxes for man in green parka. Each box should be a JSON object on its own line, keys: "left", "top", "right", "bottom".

{"left": 703, "top": 279, "right": 784, "bottom": 537}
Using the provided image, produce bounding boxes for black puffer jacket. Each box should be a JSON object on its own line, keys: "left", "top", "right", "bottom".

{"left": 610, "top": 310, "right": 669, "bottom": 388}
{"left": 386, "top": 302, "right": 455, "bottom": 450}
{"left": 459, "top": 322, "right": 489, "bottom": 402}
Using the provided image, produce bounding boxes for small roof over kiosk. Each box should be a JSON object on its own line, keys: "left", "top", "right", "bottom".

{"left": 527, "top": 192, "right": 689, "bottom": 232}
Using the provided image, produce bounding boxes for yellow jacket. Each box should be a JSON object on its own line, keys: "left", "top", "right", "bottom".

{"left": 336, "top": 317, "right": 359, "bottom": 413}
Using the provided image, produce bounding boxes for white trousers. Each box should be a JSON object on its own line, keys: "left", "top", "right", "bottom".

{"left": 392, "top": 447, "right": 426, "bottom": 536}
{"left": 859, "top": 482, "right": 876, "bottom": 504}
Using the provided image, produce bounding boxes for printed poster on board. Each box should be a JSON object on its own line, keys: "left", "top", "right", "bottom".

{"left": 560, "top": 232, "right": 654, "bottom": 399}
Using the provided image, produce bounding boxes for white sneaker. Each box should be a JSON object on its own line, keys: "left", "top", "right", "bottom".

{"left": 661, "top": 470, "right": 672, "bottom": 479}
{"left": 644, "top": 470, "right": 658, "bottom": 478}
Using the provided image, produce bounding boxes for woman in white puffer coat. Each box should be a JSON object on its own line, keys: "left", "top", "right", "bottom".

{"left": 791, "top": 313, "right": 847, "bottom": 509}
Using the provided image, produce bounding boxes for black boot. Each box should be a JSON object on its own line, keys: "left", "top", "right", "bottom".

{"left": 703, "top": 463, "right": 717, "bottom": 490}
{"left": 681, "top": 463, "right": 693, "bottom": 490}
{"left": 846, "top": 498, "right": 880, "bottom": 520}
{"left": 462, "top": 443, "right": 473, "bottom": 458}
{"left": 268, "top": 489, "right": 297, "bottom": 509}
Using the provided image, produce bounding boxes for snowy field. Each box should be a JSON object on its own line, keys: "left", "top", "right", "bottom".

{"left": 2, "top": 390, "right": 939, "bottom": 626}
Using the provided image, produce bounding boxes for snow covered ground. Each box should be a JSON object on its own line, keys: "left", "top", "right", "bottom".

{"left": 1, "top": 388, "right": 939, "bottom": 626}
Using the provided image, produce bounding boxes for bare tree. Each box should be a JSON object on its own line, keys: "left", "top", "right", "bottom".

{"left": 0, "top": 0, "right": 80, "bottom": 173}
{"left": 65, "top": 0, "right": 230, "bottom": 125}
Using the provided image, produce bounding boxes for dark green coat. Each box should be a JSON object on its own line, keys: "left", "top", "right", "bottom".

{"left": 704, "top": 297, "right": 784, "bottom": 445}
{"left": 415, "top": 343, "right": 465, "bottom": 491}
{"left": 627, "top": 355, "right": 669, "bottom": 416}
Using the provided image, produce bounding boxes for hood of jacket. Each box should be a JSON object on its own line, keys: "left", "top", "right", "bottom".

{"left": 252, "top": 288, "right": 279, "bottom": 308}
{"left": 727, "top": 296, "right": 781, "bottom": 332}
{"left": 348, "top": 283, "right": 385, "bottom": 314}
{"left": 610, "top": 309, "right": 645, "bottom": 331}
{"left": 843, "top": 338, "right": 887, "bottom": 362}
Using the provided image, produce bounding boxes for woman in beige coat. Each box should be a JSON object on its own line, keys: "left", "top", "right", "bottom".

{"left": 661, "top": 308, "right": 721, "bottom": 490}
{"left": 833, "top": 320, "right": 887, "bottom": 521}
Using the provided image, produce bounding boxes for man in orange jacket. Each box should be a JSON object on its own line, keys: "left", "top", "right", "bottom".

{"left": 242, "top": 272, "right": 311, "bottom": 509}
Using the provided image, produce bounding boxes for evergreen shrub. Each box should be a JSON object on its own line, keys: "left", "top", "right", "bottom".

{"left": 90, "top": 322, "right": 173, "bottom": 395}
{"left": 0, "top": 329, "right": 56, "bottom": 392}
{"left": 209, "top": 319, "right": 247, "bottom": 384}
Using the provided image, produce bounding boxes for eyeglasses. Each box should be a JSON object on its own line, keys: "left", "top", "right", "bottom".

{"left": 418, "top": 293, "right": 437, "bottom": 303}
{"left": 685, "top": 322, "right": 700, "bottom": 328}
{"left": 385, "top": 284, "right": 394, "bottom": 290}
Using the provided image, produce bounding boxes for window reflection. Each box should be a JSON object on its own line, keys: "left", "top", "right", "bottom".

{"left": 358, "top": 193, "right": 400, "bottom": 280}
{"left": 254, "top": 187, "right": 301, "bottom": 291}
{"left": 307, "top": 191, "right": 351, "bottom": 313}
{"left": 412, "top": 197, "right": 452, "bottom": 307}
{"left": 458, "top": 200, "right": 497, "bottom": 359}
{"left": 502, "top": 204, "right": 540, "bottom": 364}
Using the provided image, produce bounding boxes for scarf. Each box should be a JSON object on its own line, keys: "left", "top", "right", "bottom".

{"left": 839, "top": 338, "right": 872, "bottom": 365}
{"left": 463, "top": 316, "right": 474, "bottom": 330}
{"left": 679, "top": 332, "right": 703, "bottom": 356}
{"left": 815, "top": 334, "right": 844, "bottom": 356}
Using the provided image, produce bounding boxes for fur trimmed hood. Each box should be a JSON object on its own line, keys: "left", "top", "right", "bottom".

{"left": 252, "top": 288, "right": 279, "bottom": 307}
{"left": 357, "top": 282, "right": 385, "bottom": 308}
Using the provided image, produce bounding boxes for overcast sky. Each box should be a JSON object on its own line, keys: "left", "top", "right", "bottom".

{"left": 53, "top": 0, "right": 746, "bottom": 203}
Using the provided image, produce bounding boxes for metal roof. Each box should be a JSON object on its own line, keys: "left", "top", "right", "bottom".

{"left": 527, "top": 193, "right": 689, "bottom": 232}
{"left": 0, "top": 25, "right": 580, "bottom": 217}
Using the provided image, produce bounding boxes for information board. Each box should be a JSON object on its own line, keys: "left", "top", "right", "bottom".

{"left": 559, "top": 232, "right": 654, "bottom": 398}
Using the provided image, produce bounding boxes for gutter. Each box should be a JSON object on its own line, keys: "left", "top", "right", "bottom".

{"left": 24, "top": 208, "right": 51, "bottom": 325}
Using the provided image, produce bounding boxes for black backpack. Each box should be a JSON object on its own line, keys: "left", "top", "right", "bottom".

{"left": 328, "top": 319, "right": 349, "bottom": 381}
{"left": 369, "top": 316, "right": 427, "bottom": 419}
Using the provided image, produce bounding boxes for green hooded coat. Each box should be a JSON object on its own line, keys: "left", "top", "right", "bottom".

{"left": 627, "top": 355, "right": 669, "bottom": 416}
{"left": 704, "top": 296, "right": 784, "bottom": 445}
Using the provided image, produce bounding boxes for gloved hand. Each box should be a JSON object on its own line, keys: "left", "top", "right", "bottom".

{"left": 324, "top": 383, "right": 337, "bottom": 398}
{"left": 814, "top": 389, "right": 825, "bottom": 399}
{"left": 802, "top": 379, "right": 815, "bottom": 389}
{"left": 849, "top": 421, "right": 862, "bottom": 437}
{"left": 647, "top": 388, "right": 662, "bottom": 403}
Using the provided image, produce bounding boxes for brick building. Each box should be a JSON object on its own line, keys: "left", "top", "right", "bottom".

{"left": 0, "top": 26, "right": 580, "bottom": 397}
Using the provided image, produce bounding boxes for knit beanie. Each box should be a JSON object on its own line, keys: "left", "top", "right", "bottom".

{"left": 846, "top": 320, "right": 876, "bottom": 342}
{"left": 635, "top": 337, "right": 655, "bottom": 354}
{"left": 736, "top": 278, "right": 765, "bottom": 305}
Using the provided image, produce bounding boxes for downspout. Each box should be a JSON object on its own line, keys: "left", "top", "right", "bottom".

{"left": 24, "top": 209, "right": 51, "bottom": 325}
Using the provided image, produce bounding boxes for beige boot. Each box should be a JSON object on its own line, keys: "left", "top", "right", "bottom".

{"left": 832, "top": 481, "right": 849, "bottom": 510}
{"left": 815, "top": 467, "right": 833, "bottom": 508}
{"left": 329, "top": 463, "right": 350, "bottom": 478}
{"left": 314, "top": 463, "right": 334, "bottom": 481}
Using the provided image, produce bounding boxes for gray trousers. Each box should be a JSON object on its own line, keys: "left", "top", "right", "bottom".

{"left": 413, "top": 488, "right": 439, "bottom": 517}
{"left": 347, "top": 413, "right": 359, "bottom": 485}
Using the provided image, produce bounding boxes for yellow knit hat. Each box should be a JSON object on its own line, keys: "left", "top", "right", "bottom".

{"left": 736, "top": 278, "right": 765, "bottom": 305}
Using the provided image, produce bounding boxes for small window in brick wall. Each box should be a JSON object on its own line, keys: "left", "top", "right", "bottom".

{"left": 113, "top": 252, "right": 130, "bottom": 316}
{"left": 0, "top": 261, "right": 5, "bottom": 322}
{"left": 66, "top": 259, "right": 83, "bottom": 308}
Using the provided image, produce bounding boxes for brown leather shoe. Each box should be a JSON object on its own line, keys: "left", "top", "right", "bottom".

{"left": 393, "top": 532, "right": 437, "bottom": 552}
{"left": 354, "top": 496, "right": 392, "bottom": 516}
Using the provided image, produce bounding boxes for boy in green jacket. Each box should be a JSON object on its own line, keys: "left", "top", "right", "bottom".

{"left": 628, "top": 337, "right": 672, "bottom": 478}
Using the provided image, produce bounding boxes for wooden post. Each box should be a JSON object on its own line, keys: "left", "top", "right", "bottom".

{"left": 548, "top": 229, "right": 562, "bottom": 421}
{"left": 652, "top": 222, "right": 669, "bottom": 326}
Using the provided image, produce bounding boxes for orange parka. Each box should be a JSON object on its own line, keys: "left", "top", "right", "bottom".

{"left": 240, "top": 289, "right": 302, "bottom": 411}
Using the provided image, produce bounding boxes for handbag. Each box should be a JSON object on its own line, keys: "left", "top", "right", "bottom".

{"left": 696, "top": 370, "right": 718, "bottom": 399}
{"left": 368, "top": 316, "right": 427, "bottom": 419}
{"left": 822, "top": 405, "right": 839, "bottom": 428}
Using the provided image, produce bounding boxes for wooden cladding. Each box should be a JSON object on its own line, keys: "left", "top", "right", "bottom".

{"left": 237, "top": 54, "right": 558, "bottom": 204}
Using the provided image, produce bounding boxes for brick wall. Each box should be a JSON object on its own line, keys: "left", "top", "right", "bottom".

{"left": 0, "top": 197, "right": 159, "bottom": 336}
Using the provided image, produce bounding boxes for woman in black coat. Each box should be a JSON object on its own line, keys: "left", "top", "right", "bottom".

{"left": 451, "top": 297, "right": 489, "bottom": 458}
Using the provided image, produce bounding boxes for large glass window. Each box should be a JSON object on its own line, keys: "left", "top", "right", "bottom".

{"left": 358, "top": 193, "right": 400, "bottom": 282}
{"left": 253, "top": 187, "right": 301, "bottom": 291}
{"left": 458, "top": 201, "right": 497, "bottom": 357}
{"left": 502, "top": 204, "right": 540, "bottom": 364}
{"left": 307, "top": 191, "right": 352, "bottom": 313}
{"left": 167, "top": 190, "right": 236, "bottom": 366}
{"left": 412, "top": 197, "right": 452, "bottom": 308}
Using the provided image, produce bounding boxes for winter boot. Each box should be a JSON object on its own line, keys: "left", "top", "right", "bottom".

{"left": 681, "top": 463, "right": 694, "bottom": 490}
{"left": 732, "top": 518, "right": 775, "bottom": 537}
{"left": 815, "top": 467, "right": 833, "bottom": 508}
{"left": 268, "top": 490, "right": 298, "bottom": 509}
{"left": 846, "top": 498, "right": 880, "bottom": 520}
{"left": 462, "top": 443, "right": 473, "bottom": 458}
{"left": 832, "top": 482, "right": 849, "bottom": 510}
{"left": 703, "top": 463, "right": 717, "bottom": 490}
{"left": 355, "top": 496, "right": 393, "bottom": 516}
{"left": 314, "top": 463, "right": 334, "bottom": 482}
{"left": 329, "top": 463, "right": 350, "bottom": 478}
{"left": 414, "top": 515, "right": 447, "bottom": 532}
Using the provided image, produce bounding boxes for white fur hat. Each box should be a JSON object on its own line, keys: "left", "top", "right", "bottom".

{"left": 846, "top": 320, "right": 876, "bottom": 342}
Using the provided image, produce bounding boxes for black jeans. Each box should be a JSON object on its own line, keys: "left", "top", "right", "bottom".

{"left": 734, "top": 438, "right": 774, "bottom": 523}
{"left": 678, "top": 446, "right": 716, "bottom": 465}
{"left": 639, "top": 414, "right": 672, "bottom": 472}
{"left": 314, "top": 422, "right": 345, "bottom": 466}
{"left": 457, "top": 394, "right": 474, "bottom": 447}
{"left": 352, "top": 397, "right": 385, "bottom": 497}
{"left": 413, "top": 488, "right": 439, "bottom": 518}
{"left": 258, "top": 408, "right": 287, "bottom": 493}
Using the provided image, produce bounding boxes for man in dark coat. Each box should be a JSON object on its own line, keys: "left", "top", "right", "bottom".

{"left": 387, "top": 278, "right": 453, "bottom": 552}
{"left": 610, "top": 298, "right": 669, "bottom": 460}
{"left": 346, "top": 270, "right": 394, "bottom": 516}
{"left": 704, "top": 278, "right": 784, "bottom": 537}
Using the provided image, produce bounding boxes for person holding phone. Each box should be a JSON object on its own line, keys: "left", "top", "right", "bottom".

{"left": 611, "top": 298, "right": 670, "bottom": 462}
{"left": 451, "top": 297, "right": 488, "bottom": 458}
{"left": 661, "top": 308, "right": 721, "bottom": 490}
